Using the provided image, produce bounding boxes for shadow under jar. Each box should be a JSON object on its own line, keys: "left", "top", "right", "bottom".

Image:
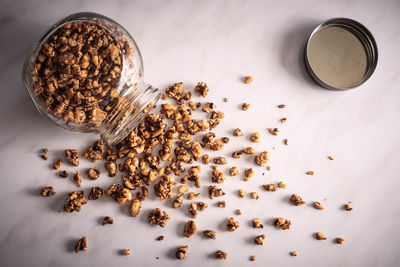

{"left": 22, "top": 12, "right": 160, "bottom": 145}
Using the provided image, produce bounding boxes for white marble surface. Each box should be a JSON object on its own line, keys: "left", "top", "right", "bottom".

{"left": 1, "top": 0, "right": 400, "bottom": 266}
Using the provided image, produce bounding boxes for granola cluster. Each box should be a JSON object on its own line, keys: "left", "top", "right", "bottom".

{"left": 148, "top": 208, "right": 170, "bottom": 227}
{"left": 64, "top": 191, "right": 88, "bottom": 212}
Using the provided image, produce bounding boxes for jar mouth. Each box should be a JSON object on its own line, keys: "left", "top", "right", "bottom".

{"left": 100, "top": 84, "right": 160, "bottom": 146}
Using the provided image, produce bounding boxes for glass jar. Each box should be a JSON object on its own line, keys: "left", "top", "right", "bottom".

{"left": 22, "top": 12, "right": 160, "bottom": 145}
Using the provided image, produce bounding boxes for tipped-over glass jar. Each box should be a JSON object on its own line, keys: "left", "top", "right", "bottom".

{"left": 22, "top": 12, "right": 160, "bottom": 145}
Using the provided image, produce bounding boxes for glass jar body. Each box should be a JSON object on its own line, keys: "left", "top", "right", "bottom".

{"left": 22, "top": 12, "right": 160, "bottom": 145}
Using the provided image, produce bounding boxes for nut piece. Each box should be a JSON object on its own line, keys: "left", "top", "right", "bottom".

{"left": 244, "top": 168, "right": 255, "bottom": 181}
{"left": 87, "top": 168, "right": 100, "bottom": 180}
{"left": 213, "top": 157, "right": 227, "bottom": 165}
{"left": 239, "top": 189, "right": 247, "bottom": 198}
{"left": 236, "top": 209, "right": 242, "bottom": 215}
{"left": 59, "top": 170, "right": 69, "bottom": 178}
{"left": 328, "top": 156, "right": 334, "bottom": 160}
{"left": 280, "top": 118, "right": 287, "bottom": 123}
{"left": 252, "top": 218, "right": 263, "bottom": 228}
{"left": 176, "top": 245, "right": 188, "bottom": 259}
{"left": 74, "top": 171, "right": 82, "bottom": 187}
{"left": 244, "top": 76, "right": 254, "bottom": 84}
{"left": 189, "top": 202, "right": 208, "bottom": 217}
{"left": 278, "top": 181, "right": 287, "bottom": 189}
{"left": 250, "top": 132, "right": 260, "bottom": 143}
{"left": 290, "top": 251, "right": 298, "bottom": 256}
{"left": 250, "top": 192, "right": 260, "bottom": 200}
{"left": 75, "top": 236, "right": 87, "bottom": 253}
{"left": 53, "top": 159, "right": 62, "bottom": 170}
{"left": 194, "top": 81, "right": 209, "bottom": 97}
{"left": 217, "top": 201, "right": 226, "bottom": 208}
{"left": 105, "top": 160, "right": 117, "bottom": 177}
{"left": 316, "top": 232, "right": 327, "bottom": 240}
{"left": 268, "top": 128, "right": 279, "bottom": 136}
{"left": 227, "top": 217, "right": 239, "bottom": 232}
{"left": 278, "top": 104, "right": 286, "bottom": 108}
{"left": 65, "top": 149, "right": 79, "bottom": 166}
{"left": 202, "top": 154, "right": 211, "bottom": 164}
{"left": 250, "top": 255, "right": 256, "bottom": 261}
{"left": 242, "top": 103, "right": 250, "bottom": 111}
{"left": 157, "top": 236, "right": 164, "bottom": 241}
{"left": 212, "top": 166, "right": 226, "bottom": 183}
{"left": 273, "top": 217, "right": 291, "bottom": 230}
{"left": 232, "top": 150, "right": 243, "bottom": 159}
{"left": 313, "top": 201, "right": 324, "bottom": 210}
{"left": 203, "top": 230, "right": 217, "bottom": 239}
{"left": 40, "top": 186, "right": 56, "bottom": 197}
{"left": 216, "top": 250, "right": 228, "bottom": 260}
{"left": 64, "top": 191, "right": 87, "bottom": 212}
{"left": 154, "top": 175, "right": 176, "bottom": 201}
{"left": 102, "top": 216, "right": 114, "bottom": 225}
{"left": 255, "top": 234, "right": 266, "bottom": 245}
{"left": 263, "top": 184, "right": 277, "bottom": 192}
{"left": 148, "top": 208, "right": 170, "bottom": 227}
{"left": 187, "top": 192, "right": 200, "bottom": 200}
{"left": 336, "top": 237, "right": 345, "bottom": 244}
{"left": 291, "top": 194, "right": 305, "bottom": 206}
{"left": 105, "top": 184, "right": 132, "bottom": 204}
{"left": 233, "top": 128, "right": 244, "bottom": 137}
{"left": 223, "top": 97, "right": 228, "bottom": 102}
{"left": 184, "top": 220, "right": 197, "bottom": 238}
{"left": 129, "top": 199, "right": 142, "bottom": 217}
{"left": 230, "top": 167, "right": 240, "bottom": 176}
{"left": 243, "top": 147, "right": 255, "bottom": 154}
{"left": 121, "top": 249, "right": 130, "bottom": 256}
{"left": 344, "top": 203, "right": 353, "bottom": 211}
{"left": 208, "top": 186, "right": 225, "bottom": 199}
{"left": 283, "top": 139, "right": 288, "bottom": 145}
{"left": 172, "top": 194, "right": 184, "bottom": 209}
{"left": 255, "top": 151, "right": 269, "bottom": 166}
{"left": 306, "top": 171, "right": 314, "bottom": 175}
{"left": 88, "top": 186, "right": 103, "bottom": 200}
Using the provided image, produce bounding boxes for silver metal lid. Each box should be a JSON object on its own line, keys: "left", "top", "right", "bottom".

{"left": 304, "top": 18, "right": 378, "bottom": 90}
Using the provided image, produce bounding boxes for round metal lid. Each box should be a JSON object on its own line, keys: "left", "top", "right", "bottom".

{"left": 304, "top": 18, "right": 378, "bottom": 90}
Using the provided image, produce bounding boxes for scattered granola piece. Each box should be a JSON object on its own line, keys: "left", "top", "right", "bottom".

{"left": 157, "top": 236, "right": 164, "bottom": 241}
{"left": 129, "top": 199, "right": 142, "bottom": 217}
{"left": 278, "top": 181, "right": 287, "bottom": 189}
{"left": 208, "top": 186, "right": 225, "bottom": 199}
{"left": 250, "top": 132, "right": 260, "bottom": 142}
{"left": 88, "top": 186, "right": 103, "bottom": 200}
{"left": 121, "top": 249, "right": 130, "bottom": 256}
{"left": 227, "top": 217, "right": 239, "bottom": 232}
{"left": 65, "top": 149, "right": 79, "bottom": 166}
{"left": 173, "top": 194, "right": 184, "bottom": 209}
{"left": 194, "top": 81, "right": 209, "bottom": 97}
{"left": 232, "top": 150, "right": 243, "bottom": 159}
{"left": 202, "top": 154, "right": 211, "bottom": 165}
{"left": 290, "top": 251, "right": 298, "bottom": 256}
{"left": 268, "top": 128, "right": 279, "bottom": 136}
{"left": 291, "top": 194, "right": 305, "bottom": 206}
{"left": 41, "top": 154, "right": 48, "bottom": 160}
{"left": 74, "top": 171, "right": 82, "bottom": 187}
{"left": 236, "top": 209, "right": 242, "bottom": 216}
{"left": 345, "top": 203, "right": 352, "bottom": 211}
{"left": 273, "top": 217, "right": 291, "bottom": 230}
{"left": 233, "top": 128, "right": 244, "bottom": 136}
{"left": 102, "top": 216, "right": 114, "bottom": 225}
{"left": 252, "top": 218, "right": 263, "bottom": 228}
{"left": 278, "top": 104, "right": 286, "bottom": 108}
{"left": 178, "top": 185, "right": 189, "bottom": 194}
{"left": 184, "top": 220, "right": 197, "bottom": 238}
{"left": 40, "top": 186, "right": 56, "bottom": 197}
{"left": 313, "top": 201, "right": 324, "bottom": 210}
{"left": 244, "top": 76, "right": 254, "bottom": 84}
{"left": 242, "top": 103, "right": 250, "bottom": 111}
{"left": 105, "top": 160, "right": 117, "bottom": 177}
{"left": 250, "top": 192, "right": 260, "bottom": 200}
{"left": 189, "top": 202, "right": 208, "bottom": 217}
{"left": 254, "top": 151, "right": 269, "bottom": 166}
{"left": 244, "top": 168, "right": 255, "bottom": 181}
{"left": 263, "top": 184, "right": 277, "bottom": 192}
{"left": 284, "top": 139, "right": 288, "bottom": 145}
{"left": 213, "top": 157, "right": 227, "bottom": 165}
{"left": 216, "top": 250, "right": 227, "bottom": 260}
{"left": 217, "top": 201, "right": 226, "bottom": 208}
{"left": 149, "top": 208, "right": 170, "bottom": 227}
{"left": 280, "top": 118, "right": 287, "bottom": 123}
{"left": 306, "top": 171, "right": 314, "bottom": 175}
{"left": 250, "top": 255, "right": 256, "bottom": 261}
{"left": 187, "top": 192, "right": 200, "bottom": 200}
{"left": 202, "top": 102, "right": 215, "bottom": 113}
{"left": 43, "top": 148, "right": 49, "bottom": 154}
{"left": 105, "top": 184, "right": 132, "bottom": 204}
{"left": 154, "top": 175, "right": 175, "bottom": 201}
{"left": 53, "top": 159, "right": 62, "bottom": 170}
{"left": 316, "top": 232, "right": 327, "bottom": 240}
{"left": 336, "top": 237, "right": 345, "bottom": 244}
{"left": 223, "top": 97, "right": 228, "bottom": 102}
{"left": 59, "top": 170, "right": 69, "bottom": 178}
{"left": 266, "top": 166, "right": 271, "bottom": 171}
{"left": 243, "top": 147, "right": 255, "bottom": 154}
{"left": 203, "top": 230, "right": 216, "bottom": 239}
{"left": 64, "top": 191, "right": 87, "bottom": 212}
{"left": 255, "top": 234, "right": 265, "bottom": 245}
{"left": 239, "top": 189, "right": 247, "bottom": 198}
{"left": 87, "top": 168, "right": 100, "bottom": 180}
{"left": 328, "top": 156, "right": 334, "bottom": 160}
{"left": 230, "top": 166, "right": 240, "bottom": 176}
{"left": 75, "top": 236, "right": 87, "bottom": 253}
{"left": 176, "top": 245, "right": 188, "bottom": 259}
{"left": 212, "top": 166, "right": 226, "bottom": 183}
